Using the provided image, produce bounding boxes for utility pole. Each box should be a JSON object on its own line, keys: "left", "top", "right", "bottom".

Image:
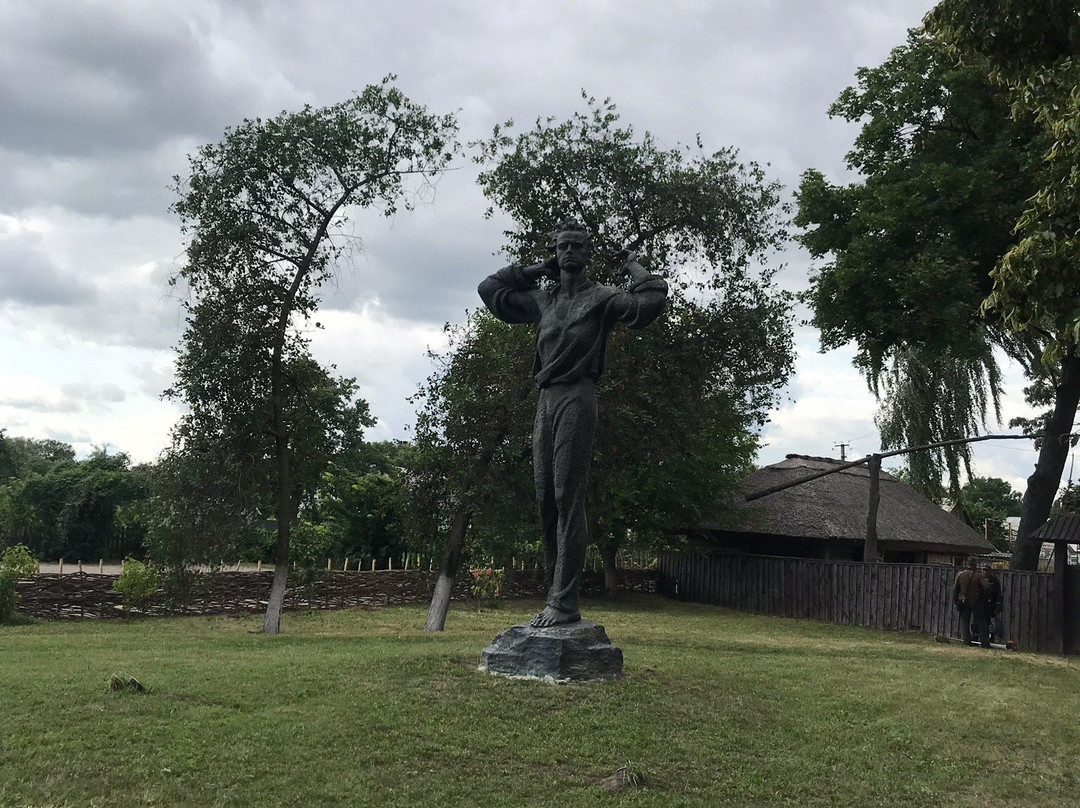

{"left": 833, "top": 441, "right": 850, "bottom": 461}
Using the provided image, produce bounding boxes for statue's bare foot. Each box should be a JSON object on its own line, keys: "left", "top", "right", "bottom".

{"left": 531, "top": 606, "right": 581, "bottom": 628}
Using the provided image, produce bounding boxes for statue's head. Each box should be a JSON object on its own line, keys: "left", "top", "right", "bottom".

{"left": 549, "top": 219, "right": 592, "bottom": 274}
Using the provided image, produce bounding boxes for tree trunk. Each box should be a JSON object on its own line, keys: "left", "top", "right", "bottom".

{"left": 424, "top": 507, "right": 471, "bottom": 632}
{"left": 263, "top": 359, "right": 293, "bottom": 635}
{"left": 1011, "top": 353, "right": 1080, "bottom": 570}
{"left": 263, "top": 560, "right": 289, "bottom": 634}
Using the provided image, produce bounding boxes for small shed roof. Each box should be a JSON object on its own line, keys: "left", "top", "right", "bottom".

{"left": 708, "top": 454, "right": 993, "bottom": 553}
{"left": 1031, "top": 514, "right": 1080, "bottom": 544}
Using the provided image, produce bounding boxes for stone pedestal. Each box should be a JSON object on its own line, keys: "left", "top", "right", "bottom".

{"left": 479, "top": 620, "right": 623, "bottom": 682}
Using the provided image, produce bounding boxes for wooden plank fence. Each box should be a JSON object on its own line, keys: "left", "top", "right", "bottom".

{"left": 658, "top": 551, "right": 1071, "bottom": 655}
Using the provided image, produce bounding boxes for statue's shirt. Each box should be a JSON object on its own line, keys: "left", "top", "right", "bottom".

{"left": 479, "top": 265, "right": 668, "bottom": 388}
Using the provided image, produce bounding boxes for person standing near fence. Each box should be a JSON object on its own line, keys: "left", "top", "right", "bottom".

{"left": 952, "top": 557, "right": 989, "bottom": 648}
{"left": 982, "top": 562, "right": 1003, "bottom": 644}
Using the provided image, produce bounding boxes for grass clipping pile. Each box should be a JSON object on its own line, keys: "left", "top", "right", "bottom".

{"left": 599, "top": 762, "right": 649, "bottom": 793}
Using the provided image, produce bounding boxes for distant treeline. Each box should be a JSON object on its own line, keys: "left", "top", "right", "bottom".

{"left": 0, "top": 432, "right": 424, "bottom": 567}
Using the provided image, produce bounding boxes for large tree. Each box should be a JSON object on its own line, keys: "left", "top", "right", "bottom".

{"left": 795, "top": 31, "right": 1046, "bottom": 500}
{"left": 408, "top": 312, "right": 537, "bottom": 631}
{"left": 924, "top": 0, "right": 1080, "bottom": 568}
{"left": 307, "top": 441, "right": 413, "bottom": 566}
{"left": 417, "top": 96, "right": 793, "bottom": 614}
{"left": 169, "top": 79, "right": 457, "bottom": 633}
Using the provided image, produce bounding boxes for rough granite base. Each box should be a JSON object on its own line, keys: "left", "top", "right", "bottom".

{"left": 479, "top": 620, "right": 623, "bottom": 682}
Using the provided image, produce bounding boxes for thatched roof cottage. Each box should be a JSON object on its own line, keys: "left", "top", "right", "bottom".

{"left": 696, "top": 454, "right": 994, "bottom": 564}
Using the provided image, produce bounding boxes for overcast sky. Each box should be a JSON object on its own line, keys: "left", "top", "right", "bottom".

{"left": 0, "top": 0, "right": 1053, "bottom": 493}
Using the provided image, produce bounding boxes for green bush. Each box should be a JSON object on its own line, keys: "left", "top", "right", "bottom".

{"left": 469, "top": 567, "right": 503, "bottom": 600}
{"left": 0, "top": 544, "right": 37, "bottom": 623}
{"left": 112, "top": 557, "right": 158, "bottom": 613}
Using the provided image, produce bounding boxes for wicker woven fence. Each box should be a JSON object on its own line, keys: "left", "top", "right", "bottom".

{"left": 15, "top": 567, "right": 656, "bottom": 620}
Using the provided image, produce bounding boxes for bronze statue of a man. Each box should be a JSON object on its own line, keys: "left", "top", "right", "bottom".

{"left": 478, "top": 220, "right": 668, "bottom": 627}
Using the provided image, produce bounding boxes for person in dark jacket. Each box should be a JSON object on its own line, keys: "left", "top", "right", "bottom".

{"left": 952, "top": 557, "right": 989, "bottom": 647}
{"left": 982, "top": 563, "right": 1003, "bottom": 643}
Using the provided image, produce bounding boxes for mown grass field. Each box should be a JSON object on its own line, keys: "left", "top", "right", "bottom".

{"left": 1, "top": 595, "right": 1078, "bottom": 807}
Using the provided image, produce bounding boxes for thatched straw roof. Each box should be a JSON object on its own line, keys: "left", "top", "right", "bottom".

{"left": 708, "top": 455, "right": 993, "bottom": 553}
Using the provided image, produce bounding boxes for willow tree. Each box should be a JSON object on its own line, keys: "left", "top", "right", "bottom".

{"left": 925, "top": 0, "right": 1080, "bottom": 568}
{"left": 170, "top": 80, "right": 457, "bottom": 633}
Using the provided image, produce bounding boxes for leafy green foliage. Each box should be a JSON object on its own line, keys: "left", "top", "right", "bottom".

{"left": 0, "top": 430, "right": 16, "bottom": 483}
{"left": 0, "top": 443, "right": 149, "bottom": 561}
{"left": 475, "top": 94, "right": 788, "bottom": 292}
{"left": 926, "top": 0, "right": 1080, "bottom": 357}
{"left": 0, "top": 543, "right": 36, "bottom": 623}
{"left": 795, "top": 31, "right": 1046, "bottom": 496}
{"left": 468, "top": 567, "right": 503, "bottom": 600}
{"left": 307, "top": 442, "right": 411, "bottom": 565}
{"left": 288, "top": 520, "right": 335, "bottom": 595}
{"left": 1053, "top": 480, "right": 1080, "bottom": 514}
{"left": 406, "top": 311, "right": 538, "bottom": 566}
{"left": 112, "top": 558, "right": 159, "bottom": 613}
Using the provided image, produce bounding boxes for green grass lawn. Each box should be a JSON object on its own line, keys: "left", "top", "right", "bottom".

{"left": 1, "top": 595, "right": 1077, "bottom": 807}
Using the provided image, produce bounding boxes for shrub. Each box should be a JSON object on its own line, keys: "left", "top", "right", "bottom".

{"left": 469, "top": 567, "right": 503, "bottom": 600}
{"left": 0, "top": 544, "right": 37, "bottom": 623}
{"left": 112, "top": 557, "right": 159, "bottom": 613}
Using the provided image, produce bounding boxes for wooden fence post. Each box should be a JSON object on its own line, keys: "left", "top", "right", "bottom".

{"left": 1054, "top": 544, "right": 1067, "bottom": 655}
{"left": 864, "top": 454, "right": 881, "bottom": 563}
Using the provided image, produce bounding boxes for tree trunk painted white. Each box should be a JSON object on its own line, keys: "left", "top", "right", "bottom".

{"left": 263, "top": 563, "right": 288, "bottom": 635}
{"left": 424, "top": 508, "right": 471, "bottom": 631}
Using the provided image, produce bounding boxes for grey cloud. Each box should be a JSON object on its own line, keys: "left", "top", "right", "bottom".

{"left": 0, "top": 395, "right": 81, "bottom": 414}
{"left": 0, "top": 2, "right": 288, "bottom": 158}
{"left": 0, "top": 248, "right": 184, "bottom": 352}
{"left": 130, "top": 359, "right": 179, "bottom": 399}
{"left": 0, "top": 145, "right": 183, "bottom": 220}
{"left": 42, "top": 427, "right": 92, "bottom": 447}
{"left": 314, "top": 174, "right": 505, "bottom": 325}
{"left": 60, "top": 382, "right": 128, "bottom": 404}
{"left": 0, "top": 0, "right": 947, "bottom": 457}
{"left": 0, "top": 236, "right": 97, "bottom": 307}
